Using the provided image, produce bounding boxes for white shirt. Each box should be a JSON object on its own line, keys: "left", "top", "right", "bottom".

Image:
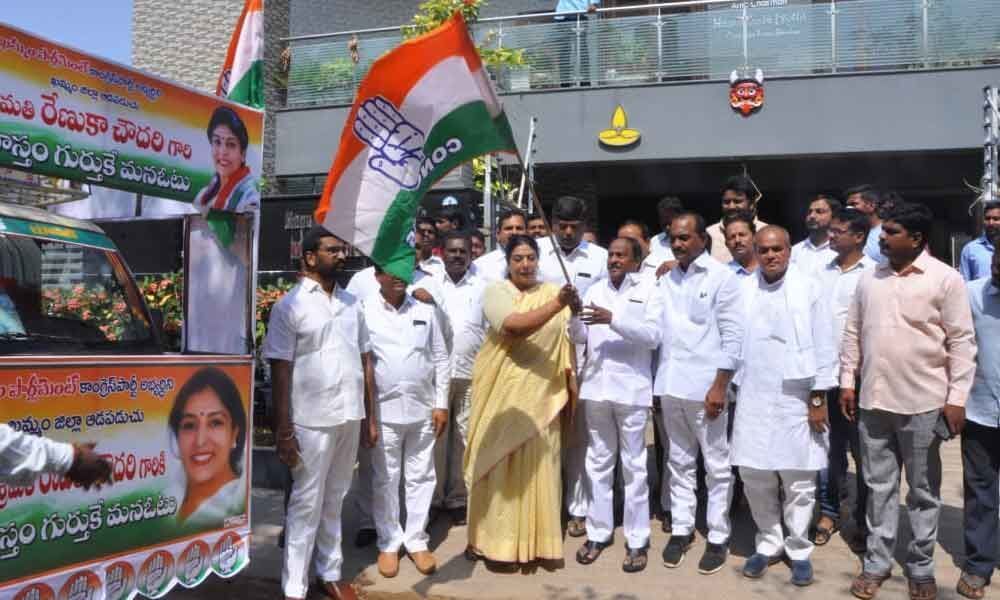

{"left": 472, "top": 248, "right": 507, "bottom": 283}
{"left": 641, "top": 232, "right": 675, "bottom": 276}
{"left": 653, "top": 251, "right": 743, "bottom": 401}
{"left": 569, "top": 274, "right": 662, "bottom": 405}
{"left": 438, "top": 268, "right": 487, "bottom": 380}
{"left": 731, "top": 272, "right": 829, "bottom": 471}
{"left": 791, "top": 237, "right": 837, "bottom": 278}
{"left": 419, "top": 254, "right": 446, "bottom": 278}
{"left": 346, "top": 265, "right": 445, "bottom": 307}
{"left": 537, "top": 237, "right": 608, "bottom": 298}
{"left": 818, "top": 254, "right": 877, "bottom": 379}
{"left": 262, "top": 279, "right": 370, "bottom": 427}
{"left": 0, "top": 424, "right": 74, "bottom": 485}
{"left": 363, "top": 294, "right": 450, "bottom": 425}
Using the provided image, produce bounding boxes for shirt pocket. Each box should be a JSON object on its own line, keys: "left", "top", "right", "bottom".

{"left": 411, "top": 319, "right": 431, "bottom": 349}
{"left": 690, "top": 291, "right": 713, "bottom": 324}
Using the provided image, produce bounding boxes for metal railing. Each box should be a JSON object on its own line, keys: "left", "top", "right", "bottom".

{"left": 283, "top": 0, "right": 1000, "bottom": 109}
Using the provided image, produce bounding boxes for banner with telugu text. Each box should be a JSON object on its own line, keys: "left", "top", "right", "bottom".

{"left": 0, "top": 359, "right": 253, "bottom": 600}
{"left": 0, "top": 22, "right": 263, "bottom": 211}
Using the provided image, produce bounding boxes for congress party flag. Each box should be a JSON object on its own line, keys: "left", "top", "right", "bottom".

{"left": 314, "top": 13, "right": 517, "bottom": 282}
{"left": 216, "top": 0, "right": 265, "bottom": 109}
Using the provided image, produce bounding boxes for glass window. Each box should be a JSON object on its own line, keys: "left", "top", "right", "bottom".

{"left": 0, "top": 233, "right": 157, "bottom": 354}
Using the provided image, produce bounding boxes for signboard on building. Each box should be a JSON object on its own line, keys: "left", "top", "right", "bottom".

{"left": 0, "top": 359, "right": 253, "bottom": 600}
{"left": 709, "top": 0, "right": 812, "bottom": 77}
{"left": 0, "top": 23, "right": 263, "bottom": 209}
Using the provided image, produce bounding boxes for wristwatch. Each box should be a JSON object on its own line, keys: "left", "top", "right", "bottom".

{"left": 810, "top": 395, "right": 825, "bottom": 408}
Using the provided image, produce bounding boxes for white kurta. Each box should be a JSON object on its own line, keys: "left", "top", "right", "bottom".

{"left": 730, "top": 274, "right": 829, "bottom": 471}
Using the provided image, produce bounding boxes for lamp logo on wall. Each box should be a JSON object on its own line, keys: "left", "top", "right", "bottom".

{"left": 729, "top": 69, "right": 765, "bottom": 117}
{"left": 598, "top": 105, "right": 641, "bottom": 148}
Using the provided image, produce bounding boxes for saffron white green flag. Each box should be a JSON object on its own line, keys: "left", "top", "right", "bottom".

{"left": 217, "top": 0, "right": 265, "bottom": 109}
{"left": 314, "top": 13, "right": 517, "bottom": 282}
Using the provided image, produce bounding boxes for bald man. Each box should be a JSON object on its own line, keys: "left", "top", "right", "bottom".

{"left": 728, "top": 226, "right": 836, "bottom": 586}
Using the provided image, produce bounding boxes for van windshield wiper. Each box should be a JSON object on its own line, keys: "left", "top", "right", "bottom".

{"left": 0, "top": 332, "right": 84, "bottom": 343}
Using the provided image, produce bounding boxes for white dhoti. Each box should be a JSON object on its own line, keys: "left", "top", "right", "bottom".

{"left": 282, "top": 421, "right": 360, "bottom": 598}
{"left": 373, "top": 420, "right": 437, "bottom": 553}
{"left": 662, "top": 395, "right": 732, "bottom": 544}
{"left": 583, "top": 399, "right": 651, "bottom": 549}
{"left": 740, "top": 467, "right": 816, "bottom": 560}
{"left": 432, "top": 378, "right": 472, "bottom": 510}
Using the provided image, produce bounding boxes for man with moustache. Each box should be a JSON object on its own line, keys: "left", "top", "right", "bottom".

{"left": 473, "top": 208, "right": 527, "bottom": 283}
{"left": 264, "top": 226, "right": 372, "bottom": 600}
{"left": 959, "top": 201, "right": 999, "bottom": 281}
{"left": 813, "top": 209, "right": 876, "bottom": 552}
{"left": 527, "top": 213, "right": 550, "bottom": 239}
{"left": 415, "top": 216, "right": 446, "bottom": 277}
{"left": 570, "top": 237, "right": 662, "bottom": 572}
{"left": 729, "top": 226, "right": 835, "bottom": 587}
{"left": 364, "top": 265, "right": 450, "bottom": 578}
{"left": 655, "top": 213, "right": 743, "bottom": 574}
{"left": 707, "top": 176, "right": 767, "bottom": 264}
{"left": 957, "top": 250, "right": 1000, "bottom": 599}
{"left": 537, "top": 195, "right": 609, "bottom": 537}
{"left": 431, "top": 232, "right": 487, "bottom": 525}
{"left": 724, "top": 210, "right": 759, "bottom": 278}
{"left": 841, "top": 202, "right": 976, "bottom": 600}
{"left": 791, "top": 195, "right": 841, "bottom": 277}
{"left": 469, "top": 230, "right": 486, "bottom": 260}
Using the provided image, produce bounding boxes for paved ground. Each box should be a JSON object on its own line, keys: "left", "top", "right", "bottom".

{"left": 166, "top": 439, "right": 973, "bottom": 600}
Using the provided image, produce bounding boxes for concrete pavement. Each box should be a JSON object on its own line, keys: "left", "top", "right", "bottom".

{"left": 165, "top": 439, "right": 972, "bottom": 600}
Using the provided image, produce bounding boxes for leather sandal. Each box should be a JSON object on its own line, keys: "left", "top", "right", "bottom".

{"left": 957, "top": 572, "right": 987, "bottom": 599}
{"left": 575, "top": 540, "right": 610, "bottom": 565}
{"left": 851, "top": 571, "right": 891, "bottom": 600}
{"left": 908, "top": 578, "right": 937, "bottom": 600}
{"left": 622, "top": 546, "right": 648, "bottom": 573}
{"left": 814, "top": 515, "right": 839, "bottom": 546}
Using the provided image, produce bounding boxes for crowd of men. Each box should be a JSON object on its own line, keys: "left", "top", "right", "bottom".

{"left": 255, "top": 176, "right": 1000, "bottom": 600}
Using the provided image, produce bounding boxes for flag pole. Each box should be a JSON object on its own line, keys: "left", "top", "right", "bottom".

{"left": 510, "top": 149, "right": 573, "bottom": 286}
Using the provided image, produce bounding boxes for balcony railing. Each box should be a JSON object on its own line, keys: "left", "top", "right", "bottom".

{"left": 283, "top": 0, "right": 1000, "bottom": 109}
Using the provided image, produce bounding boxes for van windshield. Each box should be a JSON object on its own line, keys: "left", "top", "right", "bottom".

{"left": 0, "top": 232, "right": 157, "bottom": 354}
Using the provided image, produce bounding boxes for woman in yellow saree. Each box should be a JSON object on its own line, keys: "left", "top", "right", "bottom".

{"left": 464, "top": 235, "right": 580, "bottom": 565}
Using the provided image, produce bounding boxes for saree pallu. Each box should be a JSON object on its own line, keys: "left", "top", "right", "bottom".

{"left": 464, "top": 282, "right": 575, "bottom": 563}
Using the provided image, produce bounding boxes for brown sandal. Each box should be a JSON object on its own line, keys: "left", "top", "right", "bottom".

{"left": 814, "top": 516, "right": 839, "bottom": 546}
{"left": 957, "top": 573, "right": 987, "bottom": 599}
{"left": 908, "top": 578, "right": 938, "bottom": 600}
{"left": 851, "top": 571, "right": 891, "bottom": 600}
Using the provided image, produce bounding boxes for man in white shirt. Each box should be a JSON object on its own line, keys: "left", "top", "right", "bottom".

{"left": 729, "top": 226, "right": 835, "bottom": 587}
{"left": 0, "top": 426, "right": 111, "bottom": 487}
{"left": 708, "top": 176, "right": 767, "bottom": 264}
{"left": 345, "top": 235, "right": 446, "bottom": 548}
{"left": 364, "top": 265, "right": 450, "bottom": 578}
{"left": 643, "top": 196, "right": 683, "bottom": 277}
{"left": 813, "top": 209, "right": 875, "bottom": 554}
{"left": 790, "top": 194, "right": 840, "bottom": 277}
{"left": 415, "top": 216, "right": 445, "bottom": 278}
{"left": 570, "top": 237, "right": 662, "bottom": 572}
{"left": 725, "top": 210, "right": 759, "bottom": 279}
{"left": 538, "top": 195, "right": 608, "bottom": 537}
{"left": 655, "top": 213, "right": 743, "bottom": 575}
{"left": 472, "top": 208, "right": 526, "bottom": 283}
{"left": 263, "top": 226, "right": 372, "bottom": 600}
{"left": 431, "top": 231, "right": 487, "bottom": 525}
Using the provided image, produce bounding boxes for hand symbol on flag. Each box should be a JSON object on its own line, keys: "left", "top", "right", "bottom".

{"left": 353, "top": 96, "right": 425, "bottom": 190}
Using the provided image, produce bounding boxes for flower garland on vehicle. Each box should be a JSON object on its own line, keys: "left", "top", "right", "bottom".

{"left": 139, "top": 272, "right": 183, "bottom": 350}
{"left": 42, "top": 285, "right": 131, "bottom": 341}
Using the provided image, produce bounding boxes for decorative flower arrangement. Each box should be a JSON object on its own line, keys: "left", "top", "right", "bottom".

{"left": 255, "top": 279, "right": 295, "bottom": 351}
{"left": 42, "top": 284, "right": 131, "bottom": 342}
{"left": 139, "top": 272, "right": 184, "bottom": 350}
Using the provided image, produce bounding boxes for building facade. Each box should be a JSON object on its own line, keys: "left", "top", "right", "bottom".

{"left": 274, "top": 0, "right": 1000, "bottom": 263}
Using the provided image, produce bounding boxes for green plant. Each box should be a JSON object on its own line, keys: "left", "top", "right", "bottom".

{"left": 139, "top": 272, "right": 183, "bottom": 350}
{"left": 402, "top": 0, "right": 484, "bottom": 39}
{"left": 316, "top": 58, "right": 357, "bottom": 91}
{"left": 254, "top": 278, "right": 295, "bottom": 351}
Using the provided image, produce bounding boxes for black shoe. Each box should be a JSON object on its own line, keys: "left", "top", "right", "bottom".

{"left": 662, "top": 534, "right": 694, "bottom": 568}
{"left": 742, "top": 552, "right": 783, "bottom": 578}
{"left": 697, "top": 542, "right": 728, "bottom": 575}
{"left": 449, "top": 507, "right": 467, "bottom": 526}
{"left": 354, "top": 528, "right": 377, "bottom": 548}
{"left": 790, "top": 559, "right": 814, "bottom": 586}
{"left": 661, "top": 512, "right": 672, "bottom": 534}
